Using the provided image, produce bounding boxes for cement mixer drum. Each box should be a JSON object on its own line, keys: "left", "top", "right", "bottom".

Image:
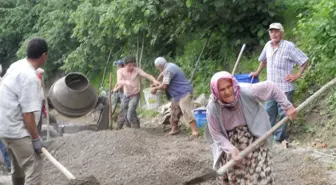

{"left": 48, "top": 72, "right": 97, "bottom": 118}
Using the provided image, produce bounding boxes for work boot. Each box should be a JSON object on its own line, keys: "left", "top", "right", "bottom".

{"left": 12, "top": 176, "right": 25, "bottom": 185}
{"left": 115, "top": 124, "right": 123, "bottom": 130}
{"left": 125, "top": 121, "right": 131, "bottom": 128}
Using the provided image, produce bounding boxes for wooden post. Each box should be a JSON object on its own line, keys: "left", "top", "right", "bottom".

{"left": 41, "top": 78, "right": 50, "bottom": 141}
{"left": 108, "top": 72, "right": 113, "bottom": 130}
{"left": 101, "top": 50, "right": 112, "bottom": 88}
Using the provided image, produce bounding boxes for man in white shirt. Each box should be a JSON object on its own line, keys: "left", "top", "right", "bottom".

{"left": 0, "top": 38, "right": 48, "bottom": 185}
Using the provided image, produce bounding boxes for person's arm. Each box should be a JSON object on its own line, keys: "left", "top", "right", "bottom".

{"left": 138, "top": 68, "right": 160, "bottom": 85}
{"left": 113, "top": 83, "right": 123, "bottom": 92}
{"left": 22, "top": 113, "right": 39, "bottom": 139}
{"left": 285, "top": 44, "right": 309, "bottom": 82}
{"left": 151, "top": 71, "right": 172, "bottom": 94}
{"left": 207, "top": 112, "right": 235, "bottom": 154}
{"left": 19, "top": 75, "right": 42, "bottom": 139}
{"left": 251, "top": 81, "right": 296, "bottom": 120}
{"left": 116, "top": 69, "right": 131, "bottom": 86}
{"left": 250, "top": 44, "right": 267, "bottom": 77}
{"left": 157, "top": 72, "right": 164, "bottom": 81}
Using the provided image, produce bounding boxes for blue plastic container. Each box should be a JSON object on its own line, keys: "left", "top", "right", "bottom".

{"left": 193, "top": 108, "right": 207, "bottom": 128}
{"left": 234, "top": 74, "right": 259, "bottom": 84}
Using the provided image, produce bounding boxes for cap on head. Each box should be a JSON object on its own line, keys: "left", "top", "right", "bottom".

{"left": 268, "top": 23, "right": 284, "bottom": 32}
{"left": 115, "top": 60, "right": 125, "bottom": 66}
{"left": 154, "top": 57, "right": 167, "bottom": 66}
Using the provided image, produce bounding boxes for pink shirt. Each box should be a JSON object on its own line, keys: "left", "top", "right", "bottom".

{"left": 117, "top": 67, "right": 146, "bottom": 97}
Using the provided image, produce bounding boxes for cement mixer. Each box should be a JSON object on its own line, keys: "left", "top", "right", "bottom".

{"left": 48, "top": 72, "right": 98, "bottom": 117}
{"left": 46, "top": 72, "right": 110, "bottom": 133}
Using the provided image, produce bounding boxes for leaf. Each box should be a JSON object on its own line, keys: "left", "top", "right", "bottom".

{"left": 257, "top": 30, "right": 265, "bottom": 37}
{"left": 186, "top": 0, "right": 193, "bottom": 8}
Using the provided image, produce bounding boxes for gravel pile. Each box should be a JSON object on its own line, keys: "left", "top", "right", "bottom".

{"left": 42, "top": 128, "right": 215, "bottom": 185}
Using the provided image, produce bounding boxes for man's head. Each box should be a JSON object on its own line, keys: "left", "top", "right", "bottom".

{"left": 116, "top": 60, "right": 125, "bottom": 69}
{"left": 154, "top": 57, "right": 167, "bottom": 72}
{"left": 27, "top": 38, "right": 48, "bottom": 68}
{"left": 124, "top": 56, "right": 136, "bottom": 72}
{"left": 268, "top": 23, "right": 284, "bottom": 44}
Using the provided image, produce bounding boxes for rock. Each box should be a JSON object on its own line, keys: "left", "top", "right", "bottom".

{"left": 194, "top": 94, "right": 209, "bottom": 107}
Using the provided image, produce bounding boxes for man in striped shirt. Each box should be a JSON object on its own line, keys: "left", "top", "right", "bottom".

{"left": 250, "top": 23, "right": 308, "bottom": 145}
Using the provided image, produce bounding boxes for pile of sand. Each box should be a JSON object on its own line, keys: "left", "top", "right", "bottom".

{"left": 42, "top": 128, "right": 215, "bottom": 185}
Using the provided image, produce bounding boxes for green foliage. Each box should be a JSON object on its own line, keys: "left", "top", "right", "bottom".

{"left": 1, "top": 0, "right": 282, "bottom": 83}
{"left": 5, "top": 0, "right": 332, "bottom": 105}
{"left": 185, "top": 0, "right": 283, "bottom": 46}
{"left": 293, "top": 0, "right": 336, "bottom": 100}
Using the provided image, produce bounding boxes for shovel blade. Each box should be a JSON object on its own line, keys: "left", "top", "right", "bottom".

{"left": 183, "top": 171, "right": 217, "bottom": 185}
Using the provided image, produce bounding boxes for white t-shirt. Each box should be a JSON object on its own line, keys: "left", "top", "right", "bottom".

{"left": 0, "top": 58, "right": 42, "bottom": 139}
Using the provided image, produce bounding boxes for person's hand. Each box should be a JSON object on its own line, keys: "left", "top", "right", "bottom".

{"left": 249, "top": 71, "right": 259, "bottom": 77}
{"left": 153, "top": 80, "right": 161, "bottom": 87}
{"left": 151, "top": 88, "right": 158, "bottom": 95}
{"left": 285, "top": 74, "right": 300, "bottom": 83}
{"left": 230, "top": 147, "right": 243, "bottom": 164}
{"left": 285, "top": 106, "right": 297, "bottom": 120}
{"left": 32, "top": 137, "right": 43, "bottom": 154}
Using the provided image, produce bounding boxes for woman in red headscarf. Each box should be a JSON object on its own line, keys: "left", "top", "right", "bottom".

{"left": 205, "top": 71, "right": 296, "bottom": 185}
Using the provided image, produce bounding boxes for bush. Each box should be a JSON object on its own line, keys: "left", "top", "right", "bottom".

{"left": 294, "top": 0, "right": 336, "bottom": 100}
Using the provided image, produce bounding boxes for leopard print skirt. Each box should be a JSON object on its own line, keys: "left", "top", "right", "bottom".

{"left": 219, "top": 126, "right": 274, "bottom": 185}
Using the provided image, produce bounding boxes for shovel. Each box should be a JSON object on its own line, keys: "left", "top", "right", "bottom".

{"left": 184, "top": 77, "right": 336, "bottom": 185}
{"left": 42, "top": 147, "right": 76, "bottom": 180}
{"left": 42, "top": 147, "right": 101, "bottom": 184}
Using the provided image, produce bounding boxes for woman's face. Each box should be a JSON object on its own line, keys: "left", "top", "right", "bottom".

{"left": 217, "top": 78, "right": 235, "bottom": 103}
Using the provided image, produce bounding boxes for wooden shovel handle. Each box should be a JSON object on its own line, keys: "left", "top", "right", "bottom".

{"left": 231, "top": 44, "right": 246, "bottom": 75}
{"left": 41, "top": 147, "right": 76, "bottom": 180}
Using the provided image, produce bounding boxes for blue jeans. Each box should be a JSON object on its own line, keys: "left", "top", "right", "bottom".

{"left": 117, "top": 93, "right": 140, "bottom": 129}
{"left": 0, "top": 140, "right": 11, "bottom": 169}
{"left": 265, "top": 90, "right": 294, "bottom": 142}
{"left": 118, "top": 90, "right": 124, "bottom": 103}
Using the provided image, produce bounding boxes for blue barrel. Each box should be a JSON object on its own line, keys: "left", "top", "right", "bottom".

{"left": 193, "top": 108, "right": 207, "bottom": 128}
{"left": 234, "top": 74, "right": 259, "bottom": 84}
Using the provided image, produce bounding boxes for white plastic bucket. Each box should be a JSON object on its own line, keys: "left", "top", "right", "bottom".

{"left": 143, "top": 88, "right": 162, "bottom": 109}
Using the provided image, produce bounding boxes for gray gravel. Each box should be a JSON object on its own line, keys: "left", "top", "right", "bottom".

{"left": 42, "top": 128, "right": 216, "bottom": 185}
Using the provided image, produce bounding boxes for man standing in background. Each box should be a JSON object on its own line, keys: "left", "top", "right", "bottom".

{"left": 0, "top": 38, "right": 47, "bottom": 185}
{"left": 113, "top": 59, "right": 125, "bottom": 101}
{"left": 115, "top": 56, "right": 160, "bottom": 129}
{"left": 250, "top": 23, "right": 308, "bottom": 146}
